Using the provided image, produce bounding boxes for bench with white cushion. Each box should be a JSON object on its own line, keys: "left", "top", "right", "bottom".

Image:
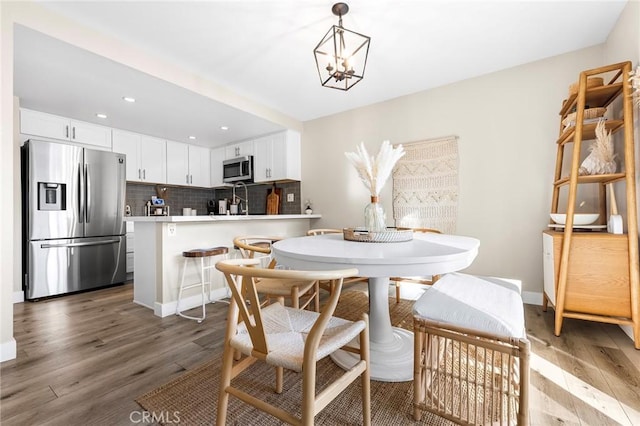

{"left": 412, "top": 273, "right": 530, "bottom": 425}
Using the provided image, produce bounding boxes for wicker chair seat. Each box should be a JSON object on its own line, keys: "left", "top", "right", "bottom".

{"left": 231, "top": 302, "right": 366, "bottom": 372}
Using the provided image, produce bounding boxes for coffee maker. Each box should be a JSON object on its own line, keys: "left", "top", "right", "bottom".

{"left": 207, "top": 200, "right": 216, "bottom": 215}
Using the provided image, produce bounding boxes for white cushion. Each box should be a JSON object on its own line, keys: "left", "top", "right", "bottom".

{"left": 413, "top": 273, "right": 525, "bottom": 338}
{"left": 231, "top": 303, "right": 366, "bottom": 372}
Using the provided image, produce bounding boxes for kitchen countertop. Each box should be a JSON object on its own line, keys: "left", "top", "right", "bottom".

{"left": 125, "top": 214, "right": 321, "bottom": 222}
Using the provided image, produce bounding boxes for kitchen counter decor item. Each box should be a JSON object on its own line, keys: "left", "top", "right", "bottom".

{"left": 266, "top": 184, "right": 280, "bottom": 215}
{"left": 343, "top": 227, "right": 413, "bottom": 243}
{"left": 345, "top": 141, "right": 405, "bottom": 232}
{"left": 578, "top": 118, "right": 616, "bottom": 175}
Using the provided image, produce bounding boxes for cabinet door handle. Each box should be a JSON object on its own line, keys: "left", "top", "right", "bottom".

{"left": 143, "top": 169, "right": 146, "bottom": 179}
{"left": 186, "top": 174, "right": 189, "bottom": 184}
{"left": 190, "top": 175, "right": 193, "bottom": 184}
{"left": 138, "top": 169, "right": 141, "bottom": 179}
{"left": 72, "top": 127, "right": 76, "bottom": 140}
{"left": 65, "top": 125, "right": 69, "bottom": 138}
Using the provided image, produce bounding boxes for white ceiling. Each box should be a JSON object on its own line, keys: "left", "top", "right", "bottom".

{"left": 14, "top": 1, "right": 628, "bottom": 147}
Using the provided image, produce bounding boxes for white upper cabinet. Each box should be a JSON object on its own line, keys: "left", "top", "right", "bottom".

{"left": 166, "top": 141, "right": 190, "bottom": 185}
{"left": 20, "top": 108, "right": 112, "bottom": 149}
{"left": 112, "top": 129, "right": 166, "bottom": 183}
{"left": 210, "top": 146, "right": 229, "bottom": 187}
{"left": 139, "top": 135, "right": 167, "bottom": 183}
{"left": 188, "top": 144, "right": 211, "bottom": 187}
{"left": 253, "top": 130, "right": 301, "bottom": 183}
{"left": 166, "top": 140, "right": 210, "bottom": 187}
{"left": 112, "top": 130, "right": 140, "bottom": 180}
{"left": 225, "top": 140, "right": 254, "bottom": 159}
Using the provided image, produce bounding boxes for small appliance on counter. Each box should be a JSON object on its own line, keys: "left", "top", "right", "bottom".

{"left": 207, "top": 199, "right": 217, "bottom": 215}
{"left": 218, "top": 198, "right": 228, "bottom": 215}
{"left": 145, "top": 197, "right": 170, "bottom": 216}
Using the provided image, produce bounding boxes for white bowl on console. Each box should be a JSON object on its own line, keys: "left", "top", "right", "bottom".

{"left": 550, "top": 213, "right": 599, "bottom": 226}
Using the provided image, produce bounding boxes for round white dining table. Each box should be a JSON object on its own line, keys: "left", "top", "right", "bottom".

{"left": 271, "top": 232, "right": 480, "bottom": 382}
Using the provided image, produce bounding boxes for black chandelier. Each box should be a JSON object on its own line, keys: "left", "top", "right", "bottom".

{"left": 313, "top": 2, "right": 371, "bottom": 91}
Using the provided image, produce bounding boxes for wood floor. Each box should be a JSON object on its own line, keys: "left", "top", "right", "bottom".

{"left": 1, "top": 283, "right": 639, "bottom": 425}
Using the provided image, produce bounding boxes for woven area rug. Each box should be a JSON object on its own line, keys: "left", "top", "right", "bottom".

{"left": 136, "top": 291, "right": 454, "bottom": 425}
{"left": 392, "top": 136, "right": 459, "bottom": 234}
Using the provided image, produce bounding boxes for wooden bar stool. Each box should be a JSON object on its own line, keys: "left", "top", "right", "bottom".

{"left": 176, "top": 246, "right": 229, "bottom": 323}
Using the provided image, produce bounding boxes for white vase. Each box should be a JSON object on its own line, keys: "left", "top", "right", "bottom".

{"left": 364, "top": 196, "right": 386, "bottom": 232}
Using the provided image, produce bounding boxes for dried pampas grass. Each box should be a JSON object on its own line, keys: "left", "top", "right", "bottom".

{"left": 630, "top": 66, "right": 640, "bottom": 108}
{"left": 579, "top": 118, "right": 616, "bottom": 176}
{"left": 345, "top": 141, "right": 406, "bottom": 197}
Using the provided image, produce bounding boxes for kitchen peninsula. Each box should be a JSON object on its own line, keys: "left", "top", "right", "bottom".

{"left": 127, "top": 214, "right": 320, "bottom": 316}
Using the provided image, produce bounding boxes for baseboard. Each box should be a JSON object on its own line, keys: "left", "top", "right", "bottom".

{"left": 0, "top": 338, "right": 17, "bottom": 362}
{"left": 522, "top": 291, "right": 542, "bottom": 306}
{"left": 13, "top": 291, "right": 24, "bottom": 304}
{"left": 619, "top": 324, "right": 635, "bottom": 343}
{"left": 154, "top": 287, "right": 230, "bottom": 318}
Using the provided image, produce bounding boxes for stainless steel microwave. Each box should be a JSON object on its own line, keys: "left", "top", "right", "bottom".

{"left": 223, "top": 155, "right": 253, "bottom": 183}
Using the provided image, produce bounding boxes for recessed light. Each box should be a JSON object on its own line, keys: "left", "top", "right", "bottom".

{"left": 122, "top": 96, "right": 136, "bottom": 103}
{"left": 188, "top": 136, "right": 196, "bottom": 140}
{"left": 220, "top": 126, "right": 229, "bottom": 131}
{"left": 95, "top": 113, "right": 107, "bottom": 119}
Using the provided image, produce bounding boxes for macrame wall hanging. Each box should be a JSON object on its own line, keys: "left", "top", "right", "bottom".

{"left": 392, "top": 136, "right": 459, "bottom": 234}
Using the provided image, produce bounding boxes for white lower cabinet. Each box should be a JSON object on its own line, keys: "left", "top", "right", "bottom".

{"left": 126, "top": 221, "right": 135, "bottom": 276}
{"left": 253, "top": 130, "right": 301, "bottom": 183}
{"left": 20, "top": 108, "right": 112, "bottom": 149}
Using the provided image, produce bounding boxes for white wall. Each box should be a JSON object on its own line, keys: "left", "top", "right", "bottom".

{"left": 302, "top": 46, "right": 605, "bottom": 297}
{"left": 0, "top": 2, "right": 17, "bottom": 362}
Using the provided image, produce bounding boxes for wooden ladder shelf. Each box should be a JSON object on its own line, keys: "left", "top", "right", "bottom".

{"left": 543, "top": 61, "right": 639, "bottom": 349}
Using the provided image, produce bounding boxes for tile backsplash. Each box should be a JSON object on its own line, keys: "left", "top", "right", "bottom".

{"left": 125, "top": 181, "right": 301, "bottom": 216}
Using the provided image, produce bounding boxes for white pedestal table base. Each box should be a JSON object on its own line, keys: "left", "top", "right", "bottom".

{"left": 330, "top": 277, "right": 414, "bottom": 382}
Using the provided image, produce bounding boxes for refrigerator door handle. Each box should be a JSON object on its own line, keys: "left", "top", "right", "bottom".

{"left": 78, "top": 163, "right": 85, "bottom": 223}
{"left": 41, "top": 239, "right": 120, "bottom": 249}
{"left": 85, "top": 164, "right": 91, "bottom": 223}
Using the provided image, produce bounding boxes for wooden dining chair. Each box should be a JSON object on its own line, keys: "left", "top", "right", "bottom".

{"left": 391, "top": 227, "right": 442, "bottom": 303}
{"left": 233, "top": 235, "right": 320, "bottom": 311}
{"left": 306, "top": 229, "right": 369, "bottom": 296}
{"left": 215, "top": 258, "right": 371, "bottom": 426}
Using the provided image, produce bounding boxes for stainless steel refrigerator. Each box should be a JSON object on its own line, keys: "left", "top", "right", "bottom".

{"left": 22, "top": 139, "right": 127, "bottom": 300}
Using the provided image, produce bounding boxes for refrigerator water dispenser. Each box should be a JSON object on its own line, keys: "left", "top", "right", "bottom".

{"left": 38, "top": 182, "right": 65, "bottom": 211}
